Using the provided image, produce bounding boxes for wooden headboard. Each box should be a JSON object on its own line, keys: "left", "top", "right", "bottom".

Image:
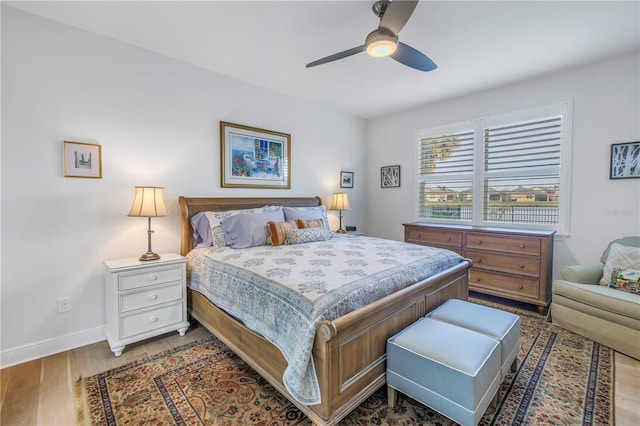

{"left": 178, "top": 196, "right": 323, "bottom": 256}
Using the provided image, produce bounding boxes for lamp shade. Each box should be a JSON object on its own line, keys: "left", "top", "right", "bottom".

{"left": 128, "top": 186, "right": 168, "bottom": 217}
{"left": 330, "top": 192, "right": 351, "bottom": 211}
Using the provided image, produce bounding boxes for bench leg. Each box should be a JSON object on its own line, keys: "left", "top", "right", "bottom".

{"left": 490, "top": 388, "right": 501, "bottom": 408}
{"left": 387, "top": 385, "right": 397, "bottom": 407}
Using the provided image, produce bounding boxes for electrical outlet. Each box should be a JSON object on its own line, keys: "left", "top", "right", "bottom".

{"left": 57, "top": 297, "right": 71, "bottom": 313}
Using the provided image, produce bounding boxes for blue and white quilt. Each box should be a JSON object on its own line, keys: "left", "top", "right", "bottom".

{"left": 187, "top": 235, "right": 463, "bottom": 405}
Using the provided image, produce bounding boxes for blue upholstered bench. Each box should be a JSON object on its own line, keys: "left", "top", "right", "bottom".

{"left": 387, "top": 317, "right": 502, "bottom": 426}
{"left": 426, "top": 299, "right": 521, "bottom": 381}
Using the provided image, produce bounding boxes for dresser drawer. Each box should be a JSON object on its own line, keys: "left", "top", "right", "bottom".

{"left": 118, "top": 265, "right": 183, "bottom": 291}
{"left": 119, "top": 282, "right": 183, "bottom": 313}
{"left": 463, "top": 249, "right": 540, "bottom": 277}
{"left": 464, "top": 233, "right": 540, "bottom": 256}
{"left": 469, "top": 270, "right": 539, "bottom": 298}
{"left": 405, "top": 227, "right": 462, "bottom": 248}
{"left": 120, "top": 302, "right": 183, "bottom": 339}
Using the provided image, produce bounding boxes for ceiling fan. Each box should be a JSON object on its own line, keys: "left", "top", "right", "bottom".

{"left": 306, "top": 0, "right": 437, "bottom": 72}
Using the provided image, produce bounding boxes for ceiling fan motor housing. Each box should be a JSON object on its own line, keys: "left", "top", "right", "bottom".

{"left": 365, "top": 28, "right": 398, "bottom": 57}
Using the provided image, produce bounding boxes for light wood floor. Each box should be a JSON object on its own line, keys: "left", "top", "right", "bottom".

{"left": 1, "top": 323, "right": 639, "bottom": 425}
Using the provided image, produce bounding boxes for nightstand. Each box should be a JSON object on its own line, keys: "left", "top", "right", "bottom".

{"left": 103, "top": 253, "right": 189, "bottom": 356}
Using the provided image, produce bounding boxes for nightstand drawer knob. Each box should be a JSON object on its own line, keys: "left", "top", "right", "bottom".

{"left": 150, "top": 316, "right": 158, "bottom": 323}
{"left": 149, "top": 294, "right": 158, "bottom": 300}
{"left": 150, "top": 275, "right": 158, "bottom": 281}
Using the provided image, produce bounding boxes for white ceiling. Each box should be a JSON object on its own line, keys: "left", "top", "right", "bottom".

{"left": 5, "top": 0, "right": 640, "bottom": 119}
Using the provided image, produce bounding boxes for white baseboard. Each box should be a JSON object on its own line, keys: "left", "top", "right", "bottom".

{"left": 0, "top": 326, "right": 106, "bottom": 368}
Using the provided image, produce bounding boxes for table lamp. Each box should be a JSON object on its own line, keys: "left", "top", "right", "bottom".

{"left": 330, "top": 192, "right": 351, "bottom": 233}
{"left": 128, "top": 186, "right": 168, "bottom": 261}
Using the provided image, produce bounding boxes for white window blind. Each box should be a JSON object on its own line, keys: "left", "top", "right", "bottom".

{"left": 417, "top": 103, "right": 571, "bottom": 234}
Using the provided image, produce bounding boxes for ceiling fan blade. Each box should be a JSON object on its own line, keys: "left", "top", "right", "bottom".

{"left": 391, "top": 42, "right": 437, "bottom": 71}
{"left": 306, "top": 45, "right": 366, "bottom": 68}
{"left": 378, "top": 0, "right": 418, "bottom": 35}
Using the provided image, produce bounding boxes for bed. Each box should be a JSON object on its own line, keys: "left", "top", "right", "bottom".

{"left": 179, "top": 196, "right": 470, "bottom": 426}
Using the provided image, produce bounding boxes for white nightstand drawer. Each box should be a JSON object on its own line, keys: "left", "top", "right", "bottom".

{"left": 120, "top": 302, "right": 183, "bottom": 339}
{"left": 118, "top": 265, "right": 183, "bottom": 291}
{"left": 119, "top": 282, "right": 183, "bottom": 313}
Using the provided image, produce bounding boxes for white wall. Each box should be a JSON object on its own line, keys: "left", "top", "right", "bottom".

{"left": 366, "top": 53, "right": 640, "bottom": 277}
{"left": 0, "top": 6, "right": 366, "bottom": 366}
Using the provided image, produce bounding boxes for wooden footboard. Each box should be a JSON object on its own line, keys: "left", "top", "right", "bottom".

{"left": 189, "top": 260, "right": 469, "bottom": 425}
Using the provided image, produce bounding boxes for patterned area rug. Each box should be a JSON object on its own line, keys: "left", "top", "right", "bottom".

{"left": 76, "top": 300, "right": 613, "bottom": 425}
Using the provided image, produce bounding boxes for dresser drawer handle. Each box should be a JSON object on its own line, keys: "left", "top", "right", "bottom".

{"left": 476, "top": 257, "right": 482, "bottom": 263}
{"left": 149, "top": 293, "right": 158, "bottom": 301}
{"left": 518, "top": 264, "right": 524, "bottom": 269}
{"left": 446, "top": 236, "right": 451, "bottom": 241}
{"left": 416, "top": 233, "right": 421, "bottom": 238}
{"left": 476, "top": 277, "right": 482, "bottom": 282}
{"left": 519, "top": 243, "right": 525, "bottom": 249}
{"left": 150, "top": 275, "right": 158, "bottom": 281}
{"left": 150, "top": 316, "right": 158, "bottom": 323}
{"left": 519, "top": 285, "right": 524, "bottom": 290}
{"left": 477, "top": 240, "right": 482, "bottom": 245}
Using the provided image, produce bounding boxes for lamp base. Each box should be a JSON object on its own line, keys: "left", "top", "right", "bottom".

{"left": 139, "top": 251, "right": 160, "bottom": 261}
{"left": 335, "top": 228, "right": 346, "bottom": 234}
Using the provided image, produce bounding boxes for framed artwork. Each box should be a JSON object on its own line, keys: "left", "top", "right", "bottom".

{"left": 340, "top": 171, "right": 354, "bottom": 188}
{"left": 63, "top": 141, "right": 102, "bottom": 178}
{"left": 381, "top": 165, "right": 401, "bottom": 188}
{"left": 610, "top": 141, "right": 640, "bottom": 179}
{"left": 220, "top": 121, "right": 291, "bottom": 189}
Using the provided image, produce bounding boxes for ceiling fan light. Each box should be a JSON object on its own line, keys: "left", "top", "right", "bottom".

{"left": 365, "top": 29, "right": 398, "bottom": 58}
{"left": 367, "top": 39, "right": 397, "bottom": 57}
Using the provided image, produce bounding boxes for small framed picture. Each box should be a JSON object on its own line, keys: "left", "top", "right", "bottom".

{"left": 610, "top": 141, "right": 640, "bottom": 179}
{"left": 340, "top": 171, "right": 354, "bottom": 188}
{"left": 381, "top": 165, "right": 401, "bottom": 188}
{"left": 63, "top": 141, "right": 102, "bottom": 178}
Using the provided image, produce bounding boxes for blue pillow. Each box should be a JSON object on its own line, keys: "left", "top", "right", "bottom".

{"left": 220, "top": 209, "right": 285, "bottom": 249}
{"left": 283, "top": 206, "right": 330, "bottom": 233}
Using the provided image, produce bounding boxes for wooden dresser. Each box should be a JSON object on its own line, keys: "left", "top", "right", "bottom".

{"left": 404, "top": 223, "right": 554, "bottom": 314}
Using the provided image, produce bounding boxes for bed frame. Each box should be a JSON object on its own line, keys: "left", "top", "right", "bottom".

{"left": 179, "top": 196, "right": 470, "bottom": 426}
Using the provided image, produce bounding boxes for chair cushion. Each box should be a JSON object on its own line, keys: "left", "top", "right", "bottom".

{"left": 600, "top": 243, "right": 640, "bottom": 286}
{"left": 552, "top": 279, "right": 640, "bottom": 321}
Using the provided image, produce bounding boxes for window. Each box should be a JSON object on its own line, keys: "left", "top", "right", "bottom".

{"left": 416, "top": 103, "right": 572, "bottom": 234}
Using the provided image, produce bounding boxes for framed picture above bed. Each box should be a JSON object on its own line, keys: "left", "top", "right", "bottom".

{"left": 220, "top": 121, "right": 291, "bottom": 189}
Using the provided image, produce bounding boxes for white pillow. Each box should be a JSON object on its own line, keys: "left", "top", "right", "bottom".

{"left": 600, "top": 242, "right": 640, "bottom": 285}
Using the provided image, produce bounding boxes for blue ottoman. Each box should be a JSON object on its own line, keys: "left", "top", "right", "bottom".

{"left": 387, "top": 317, "right": 501, "bottom": 426}
{"left": 426, "top": 299, "right": 521, "bottom": 380}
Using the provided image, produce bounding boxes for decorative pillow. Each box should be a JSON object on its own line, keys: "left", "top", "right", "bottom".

{"left": 204, "top": 206, "right": 281, "bottom": 248}
{"left": 600, "top": 243, "right": 640, "bottom": 286}
{"left": 297, "top": 218, "right": 324, "bottom": 229}
{"left": 608, "top": 267, "right": 640, "bottom": 294}
{"left": 283, "top": 206, "right": 330, "bottom": 233}
{"left": 190, "top": 212, "right": 213, "bottom": 248}
{"left": 220, "top": 209, "right": 286, "bottom": 249}
{"left": 285, "top": 227, "right": 332, "bottom": 245}
{"left": 267, "top": 220, "right": 298, "bottom": 246}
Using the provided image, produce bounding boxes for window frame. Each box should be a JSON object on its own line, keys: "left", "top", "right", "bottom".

{"left": 415, "top": 102, "right": 573, "bottom": 236}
